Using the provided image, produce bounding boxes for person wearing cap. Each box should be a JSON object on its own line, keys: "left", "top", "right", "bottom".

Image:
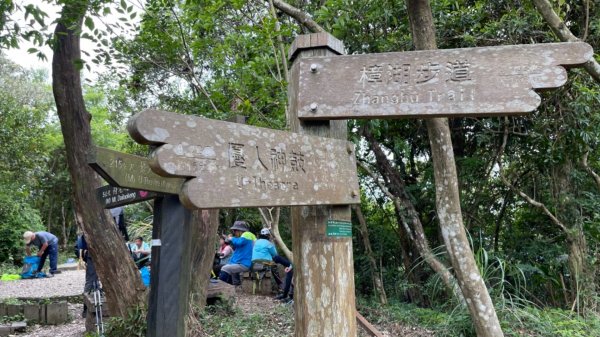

{"left": 24, "top": 231, "right": 60, "bottom": 276}
{"left": 252, "top": 228, "right": 278, "bottom": 263}
{"left": 252, "top": 228, "right": 294, "bottom": 303}
{"left": 218, "top": 221, "right": 254, "bottom": 286}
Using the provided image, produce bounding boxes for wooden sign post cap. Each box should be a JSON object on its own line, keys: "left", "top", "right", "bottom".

{"left": 288, "top": 32, "right": 345, "bottom": 62}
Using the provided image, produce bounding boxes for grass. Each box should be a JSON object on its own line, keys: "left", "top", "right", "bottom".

{"left": 357, "top": 296, "right": 600, "bottom": 337}
{"left": 194, "top": 300, "right": 294, "bottom": 337}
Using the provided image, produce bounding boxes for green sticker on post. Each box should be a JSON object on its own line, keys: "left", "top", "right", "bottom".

{"left": 326, "top": 220, "right": 352, "bottom": 237}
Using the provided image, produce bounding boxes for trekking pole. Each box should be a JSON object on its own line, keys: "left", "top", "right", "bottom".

{"left": 93, "top": 280, "right": 104, "bottom": 336}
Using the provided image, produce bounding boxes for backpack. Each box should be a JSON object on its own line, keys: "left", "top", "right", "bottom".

{"left": 21, "top": 256, "right": 41, "bottom": 279}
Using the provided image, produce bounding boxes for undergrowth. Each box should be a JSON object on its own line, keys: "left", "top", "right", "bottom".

{"left": 195, "top": 300, "right": 294, "bottom": 337}
{"left": 357, "top": 296, "right": 600, "bottom": 337}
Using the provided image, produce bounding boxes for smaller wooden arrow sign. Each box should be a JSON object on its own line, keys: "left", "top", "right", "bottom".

{"left": 88, "top": 146, "right": 185, "bottom": 195}
{"left": 97, "top": 185, "right": 157, "bottom": 208}
{"left": 127, "top": 109, "right": 360, "bottom": 209}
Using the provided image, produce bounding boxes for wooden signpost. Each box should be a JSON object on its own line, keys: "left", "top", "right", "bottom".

{"left": 295, "top": 42, "right": 593, "bottom": 119}
{"left": 87, "top": 147, "right": 192, "bottom": 337}
{"left": 286, "top": 33, "right": 592, "bottom": 337}
{"left": 127, "top": 109, "right": 360, "bottom": 209}
{"left": 287, "top": 33, "right": 357, "bottom": 337}
{"left": 88, "top": 32, "right": 593, "bottom": 337}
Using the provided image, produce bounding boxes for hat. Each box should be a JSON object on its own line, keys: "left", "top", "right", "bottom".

{"left": 260, "top": 228, "right": 271, "bottom": 236}
{"left": 23, "top": 231, "right": 34, "bottom": 244}
{"left": 230, "top": 221, "right": 249, "bottom": 232}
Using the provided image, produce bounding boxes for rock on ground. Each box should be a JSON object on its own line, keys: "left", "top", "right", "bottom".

{"left": 24, "top": 303, "right": 86, "bottom": 337}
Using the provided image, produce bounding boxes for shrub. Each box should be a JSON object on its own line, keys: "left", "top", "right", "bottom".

{"left": 0, "top": 187, "right": 44, "bottom": 264}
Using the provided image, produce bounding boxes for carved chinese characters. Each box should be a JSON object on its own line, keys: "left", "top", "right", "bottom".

{"left": 296, "top": 42, "right": 593, "bottom": 119}
{"left": 127, "top": 109, "right": 360, "bottom": 209}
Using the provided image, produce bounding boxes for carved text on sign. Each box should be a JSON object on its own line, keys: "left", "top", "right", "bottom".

{"left": 127, "top": 109, "right": 360, "bottom": 209}
{"left": 296, "top": 42, "right": 593, "bottom": 119}
{"left": 88, "top": 147, "right": 185, "bottom": 195}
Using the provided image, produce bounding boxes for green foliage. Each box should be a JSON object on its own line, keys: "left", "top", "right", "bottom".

{"left": 104, "top": 304, "right": 147, "bottom": 337}
{"left": 0, "top": 184, "right": 44, "bottom": 264}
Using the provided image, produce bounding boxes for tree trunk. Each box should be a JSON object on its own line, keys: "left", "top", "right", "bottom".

{"left": 186, "top": 209, "right": 220, "bottom": 336}
{"left": 353, "top": 205, "right": 387, "bottom": 305}
{"left": 405, "top": 1, "right": 504, "bottom": 336}
{"left": 51, "top": 2, "right": 145, "bottom": 316}
{"left": 188, "top": 209, "right": 220, "bottom": 308}
{"left": 362, "top": 128, "right": 463, "bottom": 304}
{"left": 566, "top": 231, "right": 588, "bottom": 313}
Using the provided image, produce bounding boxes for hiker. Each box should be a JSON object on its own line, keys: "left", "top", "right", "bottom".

{"left": 77, "top": 234, "right": 99, "bottom": 318}
{"left": 252, "top": 228, "right": 278, "bottom": 263}
{"left": 110, "top": 206, "right": 128, "bottom": 241}
{"left": 251, "top": 228, "right": 285, "bottom": 291}
{"left": 129, "top": 237, "right": 151, "bottom": 268}
{"left": 274, "top": 258, "right": 294, "bottom": 304}
{"left": 23, "top": 231, "right": 60, "bottom": 276}
{"left": 213, "top": 236, "right": 233, "bottom": 277}
{"left": 218, "top": 221, "right": 254, "bottom": 286}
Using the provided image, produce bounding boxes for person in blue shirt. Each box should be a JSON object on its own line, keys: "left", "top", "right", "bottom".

{"left": 129, "top": 237, "right": 151, "bottom": 268}
{"left": 219, "top": 221, "right": 254, "bottom": 286}
{"left": 24, "top": 231, "right": 60, "bottom": 276}
{"left": 252, "top": 228, "right": 293, "bottom": 301}
{"left": 252, "top": 228, "right": 278, "bottom": 263}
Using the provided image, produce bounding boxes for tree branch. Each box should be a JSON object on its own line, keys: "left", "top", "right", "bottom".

{"left": 582, "top": 150, "right": 600, "bottom": 191}
{"left": 532, "top": 0, "right": 600, "bottom": 82}
{"left": 258, "top": 207, "right": 292, "bottom": 261}
{"left": 169, "top": 7, "right": 219, "bottom": 114}
{"left": 271, "top": 0, "right": 324, "bottom": 33}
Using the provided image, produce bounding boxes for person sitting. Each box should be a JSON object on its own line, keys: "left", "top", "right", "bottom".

{"left": 23, "top": 231, "right": 60, "bottom": 276}
{"left": 275, "top": 261, "right": 294, "bottom": 303}
{"left": 252, "top": 228, "right": 278, "bottom": 264}
{"left": 129, "top": 237, "right": 151, "bottom": 268}
{"left": 251, "top": 228, "right": 282, "bottom": 285}
{"left": 218, "top": 221, "right": 254, "bottom": 286}
{"left": 252, "top": 228, "right": 293, "bottom": 299}
{"left": 213, "top": 236, "right": 233, "bottom": 277}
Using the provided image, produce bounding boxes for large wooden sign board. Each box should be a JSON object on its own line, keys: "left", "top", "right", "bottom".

{"left": 295, "top": 42, "right": 593, "bottom": 119}
{"left": 127, "top": 109, "right": 360, "bottom": 209}
{"left": 87, "top": 146, "right": 185, "bottom": 194}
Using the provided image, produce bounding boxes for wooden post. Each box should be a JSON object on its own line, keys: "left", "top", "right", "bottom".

{"left": 288, "top": 33, "right": 357, "bottom": 337}
{"left": 147, "top": 195, "right": 193, "bottom": 337}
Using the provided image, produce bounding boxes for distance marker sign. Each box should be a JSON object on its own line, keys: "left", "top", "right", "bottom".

{"left": 127, "top": 109, "right": 360, "bottom": 209}
{"left": 88, "top": 146, "right": 185, "bottom": 195}
{"left": 296, "top": 42, "right": 593, "bottom": 119}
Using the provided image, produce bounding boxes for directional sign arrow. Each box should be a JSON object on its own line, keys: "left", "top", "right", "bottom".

{"left": 96, "top": 185, "right": 157, "bottom": 209}
{"left": 87, "top": 146, "right": 185, "bottom": 195}
{"left": 296, "top": 42, "right": 593, "bottom": 119}
{"left": 127, "top": 109, "right": 361, "bottom": 209}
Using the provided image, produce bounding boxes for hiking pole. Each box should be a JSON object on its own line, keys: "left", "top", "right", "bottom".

{"left": 93, "top": 280, "right": 104, "bottom": 336}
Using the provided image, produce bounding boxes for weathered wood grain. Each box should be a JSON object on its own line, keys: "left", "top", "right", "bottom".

{"left": 127, "top": 109, "right": 360, "bottom": 209}
{"left": 296, "top": 42, "right": 593, "bottom": 119}
{"left": 288, "top": 32, "right": 358, "bottom": 337}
